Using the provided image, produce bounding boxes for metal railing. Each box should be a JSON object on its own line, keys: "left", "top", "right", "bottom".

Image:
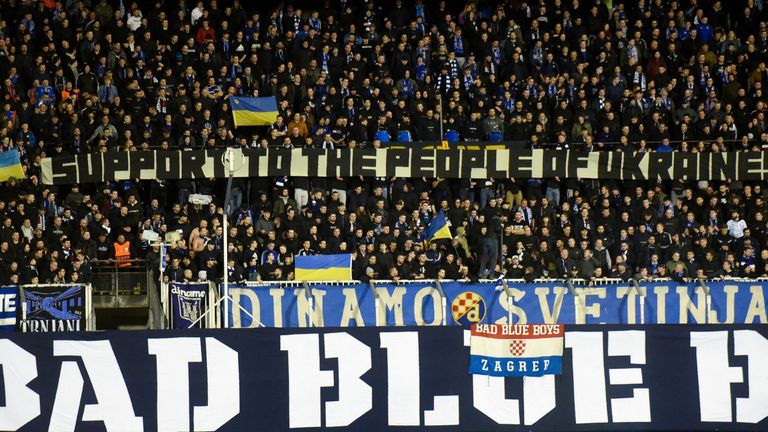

{"left": 90, "top": 259, "right": 151, "bottom": 309}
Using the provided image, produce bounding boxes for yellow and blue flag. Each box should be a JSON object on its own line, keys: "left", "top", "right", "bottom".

{"left": 295, "top": 254, "right": 352, "bottom": 281}
{"left": 229, "top": 96, "right": 279, "bottom": 127}
{"left": 423, "top": 209, "right": 453, "bottom": 241}
{"left": 0, "top": 150, "right": 24, "bottom": 183}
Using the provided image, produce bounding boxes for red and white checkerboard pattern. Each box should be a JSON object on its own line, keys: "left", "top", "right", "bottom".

{"left": 451, "top": 292, "right": 479, "bottom": 320}
{"left": 509, "top": 340, "right": 527, "bottom": 356}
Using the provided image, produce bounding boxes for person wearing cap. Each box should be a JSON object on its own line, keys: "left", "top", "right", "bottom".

{"left": 202, "top": 253, "right": 219, "bottom": 280}
{"left": 62, "top": 185, "right": 84, "bottom": 210}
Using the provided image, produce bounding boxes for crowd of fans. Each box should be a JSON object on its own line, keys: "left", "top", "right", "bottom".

{"left": 0, "top": 0, "right": 767, "bottom": 285}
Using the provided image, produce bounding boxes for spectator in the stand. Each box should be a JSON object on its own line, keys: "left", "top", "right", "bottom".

{"left": 112, "top": 233, "right": 133, "bottom": 267}
{"left": 727, "top": 210, "right": 748, "bottom": 239}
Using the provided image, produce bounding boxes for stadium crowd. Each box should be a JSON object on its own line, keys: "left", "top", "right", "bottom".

{"left": 0, "top": 0, "right": 767, "bottom": 285}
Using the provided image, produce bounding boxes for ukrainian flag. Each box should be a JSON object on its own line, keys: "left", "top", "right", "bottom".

{"left": 0, "top": 150, "right": 24, "bottom": 183}
{"left": 295, "top": 254, "right": 352, "bottom": 281}
{"left": 423, "top": 209, "right": 453, "bottom": 241}
{"left": 229, "top": 96, "right": 279, "bottom": 127}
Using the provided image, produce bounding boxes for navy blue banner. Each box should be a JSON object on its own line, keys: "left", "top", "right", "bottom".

{"left": 226, "top": 281, "right": 768, "bottom": 327}
{"left": 0, "top": 285, "right": 18, "bottom": 332}
{"left": 169, "top": 283, "right": 209, "bottom": 329}
{"left": 19, "top": 285, "right": 84, "bottom": 332}
{"left": 1, "top": 325, "right": 766, "bottom": 431}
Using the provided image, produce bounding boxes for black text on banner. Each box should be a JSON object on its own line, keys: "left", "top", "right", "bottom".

{"left": 39, "top": 149, "right": 768, "bottom": 184}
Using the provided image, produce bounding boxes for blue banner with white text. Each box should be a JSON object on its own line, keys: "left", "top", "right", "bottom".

{"left": 0, "top": 285, "right": 18, "bottom": 332}
{"left": 170, "top": 283, "right": 209, "bottom": 329}
{"left": 226, "top": 281, "right": 768, "bottom": 328}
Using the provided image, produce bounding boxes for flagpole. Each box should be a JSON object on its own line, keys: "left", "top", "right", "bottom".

{"left": 222, "top": 148, "right": 235, "bottom": 329}
{"left": 499, "top": 221, "right": 504, "bottom": 270}
{"left": 438, "top": 94, "right": 444, "bottom": 142}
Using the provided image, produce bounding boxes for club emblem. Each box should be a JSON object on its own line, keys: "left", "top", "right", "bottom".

{"left": 509, "top": 340, "right": 527, "bottom": 356}
{"left": 451, "top": 291, "right": 486, "bottom": 325}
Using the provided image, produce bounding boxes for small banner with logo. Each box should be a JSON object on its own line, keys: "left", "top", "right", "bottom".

{"left": 169, "top": 283, "right": 209, "bottom": 329}
{"left": 19, "top": 285, "right": 85, "bottom": 332}
{"left": 469, "top": 324, "right": 564, "bottom": 377}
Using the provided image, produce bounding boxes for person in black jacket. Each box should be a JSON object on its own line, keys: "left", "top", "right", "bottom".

{"left": 165, "top": 257, "right": 185, "bottom": 282}
{"left": 555, "top": 248, "right": 577, "bottom": 279}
